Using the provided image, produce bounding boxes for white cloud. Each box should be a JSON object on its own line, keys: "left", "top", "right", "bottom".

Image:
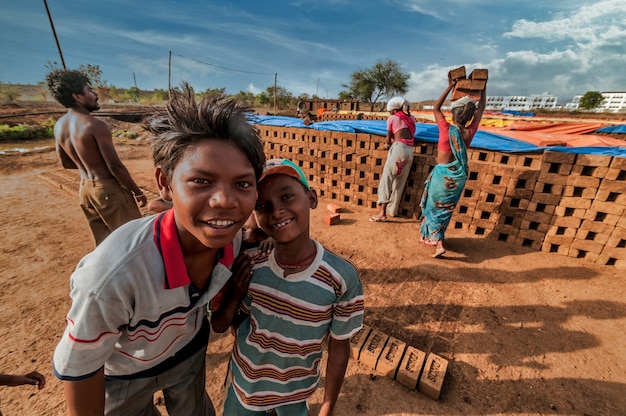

{"left": 407, "top": 0, "right": 626, "bottom": 103}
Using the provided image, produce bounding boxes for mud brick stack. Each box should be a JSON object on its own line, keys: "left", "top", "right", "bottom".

{"left": 254, "top": 122, "right": 625, "bottom": 269}
{"left": 491, "top": 153, "right": 542, "bottom": 244}
{"left": 451, "top": 148, "right": 490, "bottom": 233}
{"left": 399, "top": 143, "right": 436, "bottom": 218}
{"left": 513, "top": 152, "right": 560, "bottom": 250}
{"left": 539, "top": 152, "right": 577, "bottom": 255}
{"left": 353, "top": 136, "right": 375, "bottom": 208}
{"left": 451, "top": 67, "right": 488, "bottom": 101}
{"left": 567, "top": 154, "right": 617, "bottom": 262}
{"left": 596, "top": 157, "right": 626, "bottom": 268}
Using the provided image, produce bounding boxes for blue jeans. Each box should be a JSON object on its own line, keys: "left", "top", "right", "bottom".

{"left": 222, "top": 382, "right": 308, "bottom": 416}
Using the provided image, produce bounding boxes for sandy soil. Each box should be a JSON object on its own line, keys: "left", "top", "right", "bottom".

{"left": 0, "top": 113, "right": 625, "bottom": 416}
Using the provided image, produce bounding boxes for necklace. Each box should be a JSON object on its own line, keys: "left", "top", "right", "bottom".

{"left": 275, "top": 250, "right": 317, "bottom": 270}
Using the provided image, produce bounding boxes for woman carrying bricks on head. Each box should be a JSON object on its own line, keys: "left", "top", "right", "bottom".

{"left": 419, "top": 77, "right": 486, "bottom": 257}
{"left": 370, "top": 97, "right": 417, "bottom": 222}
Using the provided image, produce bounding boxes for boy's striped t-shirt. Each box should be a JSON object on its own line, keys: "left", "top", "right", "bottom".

{"left": 230, "top": 240, "right": 364, "bottom": 411}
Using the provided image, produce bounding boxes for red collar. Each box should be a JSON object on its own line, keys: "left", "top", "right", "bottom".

{"left": 153, "top": 210, "right": 234, "bottom": 289}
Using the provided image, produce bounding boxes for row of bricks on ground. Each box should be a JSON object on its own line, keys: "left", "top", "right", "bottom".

{"left": 350, "top": 325, "right": 449, "bottom": 401}
{"left": 451, "top": 202, "right": 626, "bottom": 246}
{"left": 450, "top": 218, "right": 626, "bottom": 268}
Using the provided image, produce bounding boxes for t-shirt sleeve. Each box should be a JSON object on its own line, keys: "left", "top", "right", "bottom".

{"left": 330, "top": 262, "right": 364, "bottom": 340}
{"left": 53, "top": 268, "right": 129, "bottom": 380}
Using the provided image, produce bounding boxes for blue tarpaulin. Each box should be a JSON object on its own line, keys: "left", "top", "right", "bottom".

{"left": 596, "top": 124, "right": 626, "bottom": 134}
{"left": 250, "top": 116, "right": 626, "bottom": 157}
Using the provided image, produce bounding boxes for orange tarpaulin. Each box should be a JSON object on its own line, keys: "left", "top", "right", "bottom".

{"left": 480, "top": 121, "right": 626, "bottom": 147}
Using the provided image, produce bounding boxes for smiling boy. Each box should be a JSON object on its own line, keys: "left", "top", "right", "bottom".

{"left": 212, "top": 159, "right": 365, "bottom": 416}
{"left": 52, "top": 84, "right": 265, "bottom": 416}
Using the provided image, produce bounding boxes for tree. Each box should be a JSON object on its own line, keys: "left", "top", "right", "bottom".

{"left": 46, "top": 61, "right": 108, "bottom": 92}
{"left": 345, "top": 59, "right": 410, "bottom": 110}
{"left": 78, "top": 64, "right": 107, "bottom": 88}
{"left": 263, "top": 85, "right": 293, "bottom": 110}
{"left": 579, "top": 91, "right": 605, "bottom": 110}
{"left": 338, "top": 90, "right": 353, "bottom": 100}
{"left": 234, "top": 90, "right": 256, "bottom": 106}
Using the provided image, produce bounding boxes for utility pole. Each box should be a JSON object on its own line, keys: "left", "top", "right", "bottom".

{"left": 168, "top": 50, "right": 172, "bottom": 94}
{"left": 43, "top": 0, "right": 66, "bottom": 69}
{"left": 274, "top": 73, "right": 277, "bottom": 115}
{"left": 133, "top": 72, "right": 138, "bottom": 101}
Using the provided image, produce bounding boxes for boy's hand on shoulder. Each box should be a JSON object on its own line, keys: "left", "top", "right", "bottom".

{"left": 257, "top": 237, "right": 274, "bottom": 255}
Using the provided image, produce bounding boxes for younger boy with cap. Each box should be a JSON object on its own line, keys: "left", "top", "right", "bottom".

{"left": 211, "top": 159, "right": 365, "bottom": 416}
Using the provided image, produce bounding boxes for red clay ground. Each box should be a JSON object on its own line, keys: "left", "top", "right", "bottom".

{"left": 0, "top": 111, "right": 625, "bottom": 416}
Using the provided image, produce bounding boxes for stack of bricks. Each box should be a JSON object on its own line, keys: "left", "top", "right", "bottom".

{"left": 539, "top": 151, "right": 576, "bottom": 255}
{"left": 350, "top": 325, "right": 449, "bottom": 400}
{"left": 492, "top": 153, "right": 542, "bottom": 244}
{"left": 449, "top": 66, "right": 488, "bottom": 101}
{"left": 451, "top": 148, "right": 490, "bottom": 233}
{"left": 254, "top": 122, "right": 625, "bottom": 270}
{"left": 596, "top": 156, "right": 626, "bottom": 268}
{"left": 567, "top": 154, "right": 617, "bottom": 262}
{"left": 398, "top": 143, "right": 436, "bottom": 218}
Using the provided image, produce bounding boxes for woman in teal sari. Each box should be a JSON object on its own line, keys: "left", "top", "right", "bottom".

{"left": 419, "top": 79, "right": 486, "bottom": 257}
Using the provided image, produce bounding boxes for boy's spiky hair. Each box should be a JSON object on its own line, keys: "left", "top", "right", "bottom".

{"left": 145, "top": 82, "right": 266, "bottom": 182}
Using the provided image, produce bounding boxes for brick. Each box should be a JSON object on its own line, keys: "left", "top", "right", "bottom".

{"left": 575, "top": 154, "right": 613, "bottom": 167}
{"left": 469, "top": 68, "right": 489, "bottom": 80}
{"left": 541, "top": 240, "right": 571, "bottom": 256}
{"left": 324, "top": 213, "right": 341, "bottom": 225}
{"left": 536, "top": 172, "right": 569, "bottom": 185}
{"left": 559, "top": 197, "right": 592, "bottom": 210}
{"left": 375, "top": 336, "right": 406, "bottom": 379}
{"left": 396, "top": 346, "right": 426, "bottom": 390}
{"left": 327, "top": 203, "right": 342, "bottom": 214}
{"left": 448, "top": 66, "right": 466, "bottom": 82}
{"left": 515, "top": 154, "right": 542, "bottom": 170}
{"left": 609, "top": 156, "right": 626, "bottom": 169}
{"left": 590, "top": 200, "right": 626, "bottom": 216}
{"left": 543, "top": 151, "right": 576, "bottom": 164}
{"left": 567, "top": 175, "right": 601, "bottom": 188}
{"left": 418, "top": 353, "right": 449, "bottom": 400}
{"left": 349, "top": 325, "right": 372, "bottom": 360}
{"left": 359, "top": 329, "right": 389, "bottom": 371}
{"left": 455, "top": 78, "right": 487, "bottom": 91}
{"left": 570, "top": 238, "right": 605, "bottom": 255}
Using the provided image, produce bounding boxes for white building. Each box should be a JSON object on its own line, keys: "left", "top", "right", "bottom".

{"left": 485, "top": 93, "right": 558, "bottom": 111}
{"left": 565, "top": 92, "right": 626, "bottom": 113}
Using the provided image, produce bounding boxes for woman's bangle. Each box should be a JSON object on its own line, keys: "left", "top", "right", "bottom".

{"left": 134, "top": 193, "right": 144, "bottom": 198}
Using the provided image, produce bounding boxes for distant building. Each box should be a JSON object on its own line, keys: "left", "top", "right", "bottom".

{"left": 485, "top": 93, "right": 558, "bottom": 111}
{"left": 566, "top": 92, "right": 626, "bottom": 113}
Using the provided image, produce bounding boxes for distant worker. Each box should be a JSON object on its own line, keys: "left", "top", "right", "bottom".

{"left": 419, "top": 78, "right": 486, "bottom": 257}
{"left": 296, "top": 98, "right": 305, "bottom": 117}
{"left": 46, "top": 69, "right": 147, "bottom": 246}
{"left": 370, "top": 97, "right": 416, "bottom": 222}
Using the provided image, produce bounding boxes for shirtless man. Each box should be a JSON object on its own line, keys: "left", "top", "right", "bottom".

{"left": 46, "top": 69, "right": 147, "bottom": 246}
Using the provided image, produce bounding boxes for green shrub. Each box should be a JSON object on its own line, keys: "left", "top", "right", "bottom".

{"left": 0, "top": 120, "right": 55, "bottom": 142}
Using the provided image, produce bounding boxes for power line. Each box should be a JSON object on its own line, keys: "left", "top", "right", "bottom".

{"left": 172, "top": 52, "right": 274, "bottom": 76}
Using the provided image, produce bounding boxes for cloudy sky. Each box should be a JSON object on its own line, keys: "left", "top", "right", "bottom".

{"left": 1, "top": 0, "right": 625, "bottom": 104}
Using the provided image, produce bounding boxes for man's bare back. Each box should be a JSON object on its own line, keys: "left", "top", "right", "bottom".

{"left": 47, "top": 74, "right": 146, "bottom": 245}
